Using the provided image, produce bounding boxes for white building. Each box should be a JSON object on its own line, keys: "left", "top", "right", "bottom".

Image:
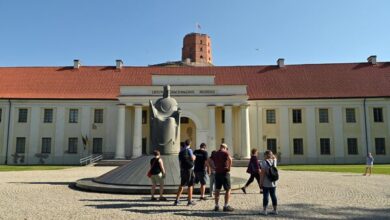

{"left": 0, "top": 34, "right": 389, "bottom": 164}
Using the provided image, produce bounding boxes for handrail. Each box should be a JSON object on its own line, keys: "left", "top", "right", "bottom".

{"left": 80, "top": 154, "right": 103, "bottom": 166}
{"left": 80, "top": 155, "right": 92, "bottom": 166}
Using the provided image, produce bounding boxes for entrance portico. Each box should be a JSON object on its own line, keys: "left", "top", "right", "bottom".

{"left": 115, "top": 75, "right": 251, "bottom": 159}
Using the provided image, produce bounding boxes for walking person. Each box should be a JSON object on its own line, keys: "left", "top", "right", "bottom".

{"left": 208, "top": 150, "right": 217, "bottom": 197}
{"left": 149, "top": 150, "right": 167, "bottom": 201}
{"left": 364, "top": 152, "right": 374, "bottom": 176}
{"left": 212, "top": 143, "right": 234, "bottom": 212}
{"left": 194, "top": 143, "right": 210, "bottom": 200}
{"left": 174, "top": 139, "right": 196, "bottom": 206}
{"left": 241, "top": 148, "right": 261, "bottom": 194}
{"left": 260, "top": 150, "right": 278, "bottom": 215}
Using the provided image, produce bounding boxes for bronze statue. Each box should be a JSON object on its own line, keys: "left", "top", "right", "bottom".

{"left": 150, "top": 85, "right": 181, "bottom": 154}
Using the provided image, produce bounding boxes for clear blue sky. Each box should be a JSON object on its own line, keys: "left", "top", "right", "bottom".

{"left": 0, "top": 0, "right": 389, "bottom": 66}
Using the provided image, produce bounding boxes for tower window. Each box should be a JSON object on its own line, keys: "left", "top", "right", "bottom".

{"left": 200, "top": 47, "right": 203, "bottom": 51}
{"left": 200, "top": 55, "right": 203, "bottom": 59}
{"left": 200, "top": 40, "right": 203, "bottom": 44}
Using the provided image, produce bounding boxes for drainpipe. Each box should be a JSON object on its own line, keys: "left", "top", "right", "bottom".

{"left": 363, "top": 98, "right": 369, "bottom": 155}
{"left": 5, "top": 99, "right": 11, "bottom": 165}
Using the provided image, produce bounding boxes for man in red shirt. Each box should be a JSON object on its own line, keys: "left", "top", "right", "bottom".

{"left": 212, "top": 143, "right": 234, "bottom": 211}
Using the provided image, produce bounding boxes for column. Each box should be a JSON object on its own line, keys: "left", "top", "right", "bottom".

{"left": 132, "top": 105, "right": 142, "bottom": 158}
{"left": 224, "top": 105, "right": 233, "bottom": 156}
{"left": 55, "top": 107, "right": 65, "bottom": 162}
{"left": 240, "top": 105, "right": 251, "bottom": 159}
{"left": 333, "top": 106, "right": 344, "bottom": 162}
{"left": 306, "top": 106, "right": 317, "bottom": 162}
{"left": 280, "top": 107, "right": 290, "bottom": 163}
{"left": 29, "top": 106, "right": 40, "bottom": 163}
{"left": 208, "top": 105, "right": 216, "bottom": 151}
{"left": 115, "top": 104, "right": 126, "bottom": 159}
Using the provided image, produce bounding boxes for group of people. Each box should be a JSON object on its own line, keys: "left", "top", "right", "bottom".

{"left": 147, "top": 139, "right": 279, "bottom": 215}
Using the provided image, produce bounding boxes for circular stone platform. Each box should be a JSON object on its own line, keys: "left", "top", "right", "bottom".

{"left": 75, "top": 155, "right": 246, "bottom": 194}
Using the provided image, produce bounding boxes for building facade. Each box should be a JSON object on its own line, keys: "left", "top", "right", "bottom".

{"left": 0, "top": 33, "right": 389, "bottom": 164}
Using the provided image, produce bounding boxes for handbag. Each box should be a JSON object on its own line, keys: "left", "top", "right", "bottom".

{"left": 147, "top": 158, "right": 158, "bottom": 178}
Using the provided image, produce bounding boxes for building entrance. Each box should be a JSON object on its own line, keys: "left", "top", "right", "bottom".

{"left": 180, "top": 117, "right": 197, "bottom": 150}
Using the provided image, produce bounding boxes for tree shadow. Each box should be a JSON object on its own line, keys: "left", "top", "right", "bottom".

{"left": 8, "top": 181, "right": 71, "bottom": 186}
{"left": 82, "top": 199, "right": 390, "bottom": 219}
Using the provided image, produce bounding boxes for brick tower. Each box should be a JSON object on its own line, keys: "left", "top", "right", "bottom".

{"left": 182, "top": 33, "right": 212, "bottom": 65}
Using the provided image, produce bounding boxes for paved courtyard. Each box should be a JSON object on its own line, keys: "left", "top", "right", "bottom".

{"left": 0, "top": 166, "right": 389, "bottom": 220}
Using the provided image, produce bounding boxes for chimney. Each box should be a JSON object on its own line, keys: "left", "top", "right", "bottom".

{"left": 277, "top": 58, "right": 285, "bottom": 68}
{"left": 73, "top": 59, "right": 80, "bottom": 69}
{"left": 367, "top": 55, "right": 377, "bottom": 65}
{"left": 116, "top": 59, "right": 123, "bottom": 69}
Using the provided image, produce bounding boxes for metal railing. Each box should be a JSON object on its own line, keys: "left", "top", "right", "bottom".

{"left": 80, "top": 154, "right": 103, "bottom": 166}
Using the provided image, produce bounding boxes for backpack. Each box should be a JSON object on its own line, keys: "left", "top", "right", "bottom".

{"left": 179, "top": 148, "right": 194, "bottom": 169}
{"left": 266, "top": 160, "right": 279, "bottom": 182}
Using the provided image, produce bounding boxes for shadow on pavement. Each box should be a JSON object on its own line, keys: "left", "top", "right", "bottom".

{"left": 82, "top": 199, "right": 390, "bottom": 219}
{"left": 7, "top": 182, "right": 71, "bottom": 185}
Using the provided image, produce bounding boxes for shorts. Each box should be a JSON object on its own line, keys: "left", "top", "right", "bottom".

{"left": 180, "top": 169, "right": 195, "bottom": 187}
{"left": 194, "top": 171, "right": 207, "bottom": 185}
{"left": 215, "top": 172, "right": 231, "bottom": 190}
{"left": 151, "top": 173, "right": 164, "bottom": 185}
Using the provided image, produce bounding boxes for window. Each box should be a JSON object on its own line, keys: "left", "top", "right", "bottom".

{"left": 142, "top": 110, "right": 147, "bottom": 124}
{"left": 221, "top": 110, "right": 225, "bottom": 123}
{"left": 375, "top": 138, "right": 386, "bottom": 155}
{"left": 200, "top": 40, "right": 203, "bottom": 44}
{"left": 266, "top": 110, "right": 276, "bottom": 124}
{"left": 94, "top": 109, "right": 103, "bottom": 123}
{"left": 293, "top": 138, "right": 304, "bottom": 155}
{"left": 347, "top": 138, "right": 358, "bottom": 155}
{"left": 267, "top": 139, "right": 277, "bottom": 154}
{"left": 181, "top": 117, "right": 189, "bottom": 124}
{"left": 69, "top": 109, "right": 78, "bottom": 123}
{"left": 18, "top": 108, "right": 28, "bottom": 123}
{"left": 16, "top": 137, "right": 26, "bottom": 153}
{"left": 200, "top": 47, "right": 203, "bottom": 51}
{"left": 68, "top": 138, "right": 78, "bottom": 154}
{"left": 200, "top": 55, "right": 203, "bottom": 59}
{"left": 319, "top": 109, "right": 329, "bottom": 123}
{"left": 346, "top": 108, "right": 356, "bottom": 123}
{"left": 292, "top": 109, "right": 302, "bottom": 123}
{"left": 43, "top": 109, "right": 53, "bottom": 123}
{"left": 92, "top": 138, "right": 103, "bottom": 154}
{"left": 320, "top": 138, "right": 331, "bottom": 155}
{"left": 41, "top": 138, "right": 51, "bottom": 154}
{"left": 373, "top": 108, "right": 383, "bottom": 122}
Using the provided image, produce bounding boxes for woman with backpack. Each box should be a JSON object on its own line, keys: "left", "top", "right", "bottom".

{"left": 241, "top": 148, "right": 261, "bottom": 194}
{"left": 260, "top": 150, "right": 278, "bottom": 215}
{"left": 149, "top": 150, "right": 167, "bottom": 201}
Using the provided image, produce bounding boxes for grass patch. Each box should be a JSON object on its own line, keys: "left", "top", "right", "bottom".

{"left": 0, "top": 165, "right": 76, "bottom": 172}
{"left": 278, "top": 164, "right": 390, "bottom": 175}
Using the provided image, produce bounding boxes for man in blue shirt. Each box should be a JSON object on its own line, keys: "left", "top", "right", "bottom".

{"left": 174, "top": 139, "right": 196, "bottom": 206}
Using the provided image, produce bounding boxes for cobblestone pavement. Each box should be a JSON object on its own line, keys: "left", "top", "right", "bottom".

{"left": 0, "top": 166, "right": 389, "bottom": 220}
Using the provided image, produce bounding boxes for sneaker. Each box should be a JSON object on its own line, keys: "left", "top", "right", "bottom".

{"left": 151, "top": 197, "right": 157, "bottom": 201}
{"left": 260, "top": 210, "right": 268, "bottom": 216}
{"left": 241, "top": 187, "right": 247, "bottom": 194}
{"left": 173, "top": 200, "right": 180, "bottom": 206}
{"left": 214, "top": 205, "right": 220, "bottom": 211}
{"left": 223, "top": 205, "right": 234, "bottom": 212}
{"left": 199, "top": 197, "right": 207, "bottom": 201}
{"left": 269, "top": 210, "right": 278, "bottom": 215}
{"left": 159, "top": 197, "right": 167, "bottom": 201}
{"left": 187, "top": 200, "right": 196, "bottom": 206}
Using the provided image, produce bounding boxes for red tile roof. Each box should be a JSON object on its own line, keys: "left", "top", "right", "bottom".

{"left": 0, "top": 63, "right": 390, "bottom": 100}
